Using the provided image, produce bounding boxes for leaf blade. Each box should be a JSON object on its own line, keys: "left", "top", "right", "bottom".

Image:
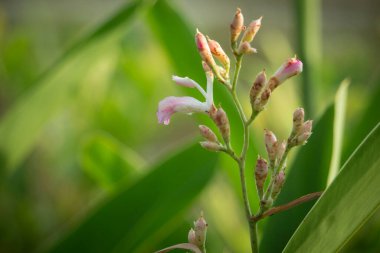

{"left": 46, "top": 143, "right": 218, "bottom": 253}
{"left": 284, "top": 122, "right": 380, "bottom": 252}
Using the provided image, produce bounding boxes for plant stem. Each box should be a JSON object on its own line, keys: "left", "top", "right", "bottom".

{"left": 232, "top": 55, "right": 242, "bottom": 91}
{"left": 252, "top": 191, "right": 323, "bottom": 222}
{"left": 226, "top": 55, "right": 260, "bottom": 253}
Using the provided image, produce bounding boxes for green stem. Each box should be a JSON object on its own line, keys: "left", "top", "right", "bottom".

{"left": 226, "top": 55, "right": 260, "bottom": 253}
{"left": 249, "top": 220, "right": 259, "bottom": 253}
{"left": 232, "top": 55, "right": 243, "bottom": 91}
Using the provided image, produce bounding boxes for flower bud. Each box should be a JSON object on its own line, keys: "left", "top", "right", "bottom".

{"left": 276, "top": 140, "right": 287, "bottom": 165}
{"left": 237, "top": 41, "right": 257, "bottom": 55}
{"left": 194, "top": 213, "right": 208, "bottom": 249}
{"left": 207, "top": 37, "right": 230, "bottom": 74}
{"left": 241, "top": 17, "right": 262, "bottom": 43}
{"left": 296, "top": 120, "right": 313, "bottom": 145}
{"left": 212, "top": 108, "right": 230, "bottom": 145}
{"left": 230, "top": 8, "right": 244, "bottom": 46}
{"left": 255, "top": 156, "right": 268, "bottom": 197}
{"left": 199, "top": 125, "right": 218, "bottom": 143}
{"left": 292, "top": 107, "right": 305, "bottom": 135}
{"left": 195, "top": 29, "right": 217, "bottom": 71}
{"left": 250, "top": 70, "right": 266, "bottom": 106}
{"left": 272, "top": 171, "right": 286, "bottom": 199}
{"left": 188, "top": 228, "right": 197, "bottom": 245}
{"left": 253, "top": 88, "right": 271, "bottom": 112}
{"left": 264, "top": 129, "right": 277, "bottom": 165}
{"left": 200, "top": 141, "right": 222, "bottom": 152}
{"left": 268, "top": 57, "right": 303, "bottom": 91}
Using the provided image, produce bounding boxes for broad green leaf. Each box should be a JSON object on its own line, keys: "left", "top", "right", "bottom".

{"left": 45, "top": 144, "right": 218, "bottom": 253}
{"left": 0, "top": 0, "right": 145, "bottom": 173}
{"left": 80, "top": 132, "right": 146, "bottom": 191}
{"left": 284, "top": 122, "right": 380, "bottom": 253}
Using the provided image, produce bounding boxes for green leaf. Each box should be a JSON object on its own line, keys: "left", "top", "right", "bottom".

{"left": 326, "top": 79, "right": 349, "bottom": 184}
{"left": 284, "top": 122, "right": 380, "bottom": 253}
{"left": 342, "top": 78, "right": 380, "bottom": 164}
{"left": 0, "top": 0, "right": 145, "bottom": 173}
{"left": 80, "top": 132, "right": 146, "bottom": 191}
{"left": 46, "top": 143, "right": 218, "bottom": 253}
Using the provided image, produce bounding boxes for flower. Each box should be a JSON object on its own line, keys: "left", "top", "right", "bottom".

{"left": 157, "top": 73, "right": 214, "bottom": 125}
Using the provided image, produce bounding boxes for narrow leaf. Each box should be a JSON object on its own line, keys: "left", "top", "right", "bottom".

{"left": 327, "top": 79, "right": 349, "bottom": 184}
{"left": 45, "top": 144, "right": 217, "bottom": 253}
{"left": 80, "top": 132, "right": 145, "bottom": 190}
{"left": 0, "top": 1, "right": 144, "bottom": 172}
{"left": 284, "top": 122, "right": 380, "bottom": 252}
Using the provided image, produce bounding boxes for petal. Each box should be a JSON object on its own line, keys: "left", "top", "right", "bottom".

{"left": 172, "top": 75, "right": 197, "bottom": 88}
{"left": 157, "top": 96, "right": 209, "bottom": 125}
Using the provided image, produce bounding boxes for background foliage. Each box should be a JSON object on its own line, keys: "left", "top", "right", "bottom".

{"left": 0, "top": 0, "right": 379, "bottom": 252}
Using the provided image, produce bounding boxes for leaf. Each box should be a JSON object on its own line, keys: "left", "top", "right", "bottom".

{"left": 0, "top": 0, "right": 145, "bottom": 173}
{"left": 284, "top": 122, "right": 380, "bottom": 253}
{"left": 342, "top": 78, "right": 380, "bottom": 164}
{"left": 45, "top": 143, "right": 218, "bottom": 253}
{"left": 80, "top": 132, "right": 146, "bottom": 191}
{"left": 326, "top": 79, "right": 349, "bottom": 184}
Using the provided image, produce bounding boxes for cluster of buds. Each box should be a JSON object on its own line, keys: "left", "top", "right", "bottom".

{"left": 288, "top": 107, "right": 313, "bottom": 147}
{"left": 255, "top": 108, "right": 312, "bottom": 207}
{"left": 188, "top": 213, "right": 208, "bottom": 251}
{"left": 230, "top": 8, "right": 261, "bottom": 55}
{"left": 196, "top": 29, "right": 230, "bottom": 82}
{"left": 250, "top": 56, "right": 303, "bottom": 113}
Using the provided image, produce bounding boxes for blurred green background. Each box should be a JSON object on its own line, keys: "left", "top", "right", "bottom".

{"left": 0, "top": 0, "right": 379, "bottom": 252}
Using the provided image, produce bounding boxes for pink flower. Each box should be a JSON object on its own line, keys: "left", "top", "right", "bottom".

{"left": 157, "top": 73, "right": 214, "bottom": 125}
{"left": 268, "top": 57, "right": 303, "bottom": 91}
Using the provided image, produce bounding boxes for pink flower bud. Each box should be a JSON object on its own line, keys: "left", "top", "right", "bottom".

{"left": 255, "top": 156, "right": 268, "bottom": 193}
{"left": 212, "top": 108, "right": 230, "bottom": 145}
{"left": 296, "top": 120, "right": 313, "bottom": 145}
{"left": 272, "top": 171, "right": 286, "bottom": 199}
{"left": 207, "top": 37, "right": 230, "bottom": 73}
{"left": 230, "top": 8, "right": 244, "bottom": 45}
{"left": 276, "top": 140, "right": 287, "bottom": 163}
{"left": 199, "top": 125, "right": 218, "bottom": 143}
{"left": 253, "top": 88, "right": 271, "bottom": 112}
{"left": 264, "top": 129, "right": 277, "bottom": 164}
{"left": 195, "top": 29, "right": 217, "bottom": 71}
{"left": 238, "top": 41, "right": 257, "bottom": 55}
{"left": 241, "top": 17, "right": 262, "bottom": 43}
{"left": 250, "top": 70, "right": 266, "bottom": 105}
{"left": 200, "top": 141, "right": 222, "bottom": 152}
{"left": 292, "top": 107, "right": 305, "bottom": 135}
{"left": 268, "top": 57, "right": 303, "bottom": 91}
